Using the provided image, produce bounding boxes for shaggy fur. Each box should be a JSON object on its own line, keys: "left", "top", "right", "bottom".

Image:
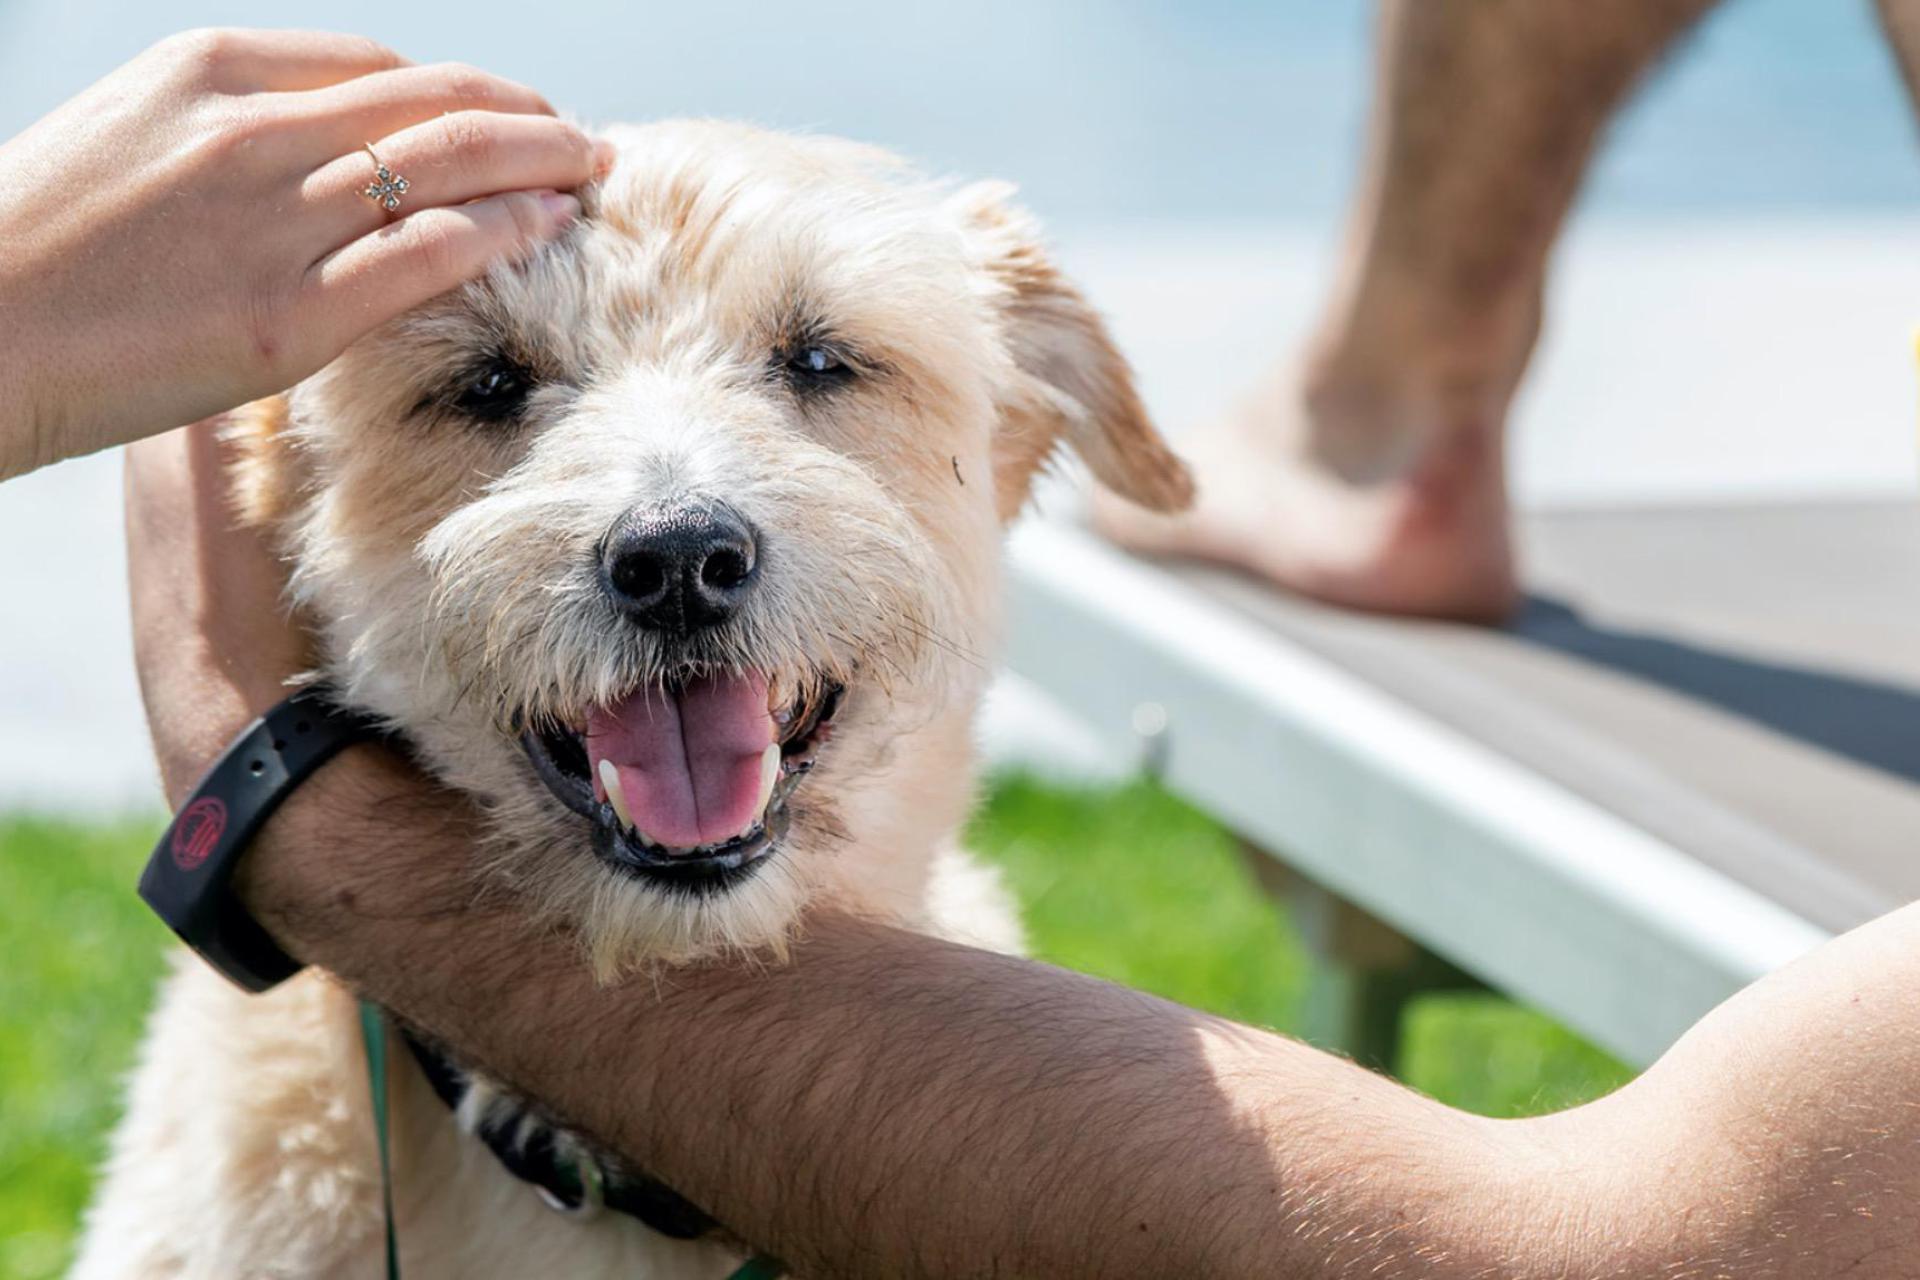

{"left": 76, "top": 120, "right": 1190, "bottom": 1278}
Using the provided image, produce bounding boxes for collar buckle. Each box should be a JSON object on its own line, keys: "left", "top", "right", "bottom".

{"left": 535, "top": 1147, "right": 606, "bottom": 1219}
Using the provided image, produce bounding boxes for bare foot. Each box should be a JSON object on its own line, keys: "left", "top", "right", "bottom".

{"left": 1092, "top": 371, "right": 1520, "bottom": 624}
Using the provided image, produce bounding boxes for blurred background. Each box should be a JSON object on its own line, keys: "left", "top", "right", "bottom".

{"left": 2, "top": 1, "right": 1917, "bottom": 1275}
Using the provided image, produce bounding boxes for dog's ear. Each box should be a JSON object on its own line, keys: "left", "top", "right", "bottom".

{"left": 222, "top": 394, "right": 301, "bottom": 529}
{"left": 949, "top": 181, "right": 1193, "bottom": 522}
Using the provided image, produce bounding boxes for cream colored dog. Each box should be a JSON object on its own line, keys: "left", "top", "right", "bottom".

{"left": 75, "top": 120, "right": 1190, "bottom": 1279}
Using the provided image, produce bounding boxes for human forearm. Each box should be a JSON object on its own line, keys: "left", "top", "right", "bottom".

{"left": 524, "top": 921, "right": 1557, "bottom": 1279}
{"left": 206, "top": 734, "right": 1920, "bottom": 1280}
{"left": 335, "top": 855, "right": 1920, "bottom": 1280}
{"left": 241, "top": 786, "right": 1562, "bottom": 1279}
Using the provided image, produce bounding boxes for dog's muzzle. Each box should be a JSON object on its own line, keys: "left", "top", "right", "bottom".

{"left": 520, "top": 677, "right": 843, "bottom": 895}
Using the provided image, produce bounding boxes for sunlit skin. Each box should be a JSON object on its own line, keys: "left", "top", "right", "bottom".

{"left": 10, "top": 13, "right": 1920, "bottom": 1278}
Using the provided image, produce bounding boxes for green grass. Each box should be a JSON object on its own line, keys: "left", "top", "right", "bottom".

{"left": 0, "top": 814, "right": 171, "bottom": 1280}
{"left": 0, "top": 775, "right": 1632, "bottom": 1276}
{"left": 968, "top": 773, "right": 1633, "bottom": 1115}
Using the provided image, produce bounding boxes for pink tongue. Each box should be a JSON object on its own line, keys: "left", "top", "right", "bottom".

{"left": 586, "top": 672, "right": 775, "bottom": 851}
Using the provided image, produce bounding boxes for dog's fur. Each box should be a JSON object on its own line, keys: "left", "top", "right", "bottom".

{"left": 75, "top": 120, "right": 1190, "bottom": 1279}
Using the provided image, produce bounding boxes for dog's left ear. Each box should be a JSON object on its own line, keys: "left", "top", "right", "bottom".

{"left": 949, "top": 181, "right": 1193, "bottom": 521}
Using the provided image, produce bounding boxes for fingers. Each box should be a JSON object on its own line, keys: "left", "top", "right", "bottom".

{"left": 281, "top": 61, "right": 557, "bottom": 148}
{"left": 159, "top": 27, "right": 408, "bottom": 92}
{"left": 301, "top": 111, "right": 601, "bottom": 249}
{"left": 303, "top": 189, "right": 580, "bottom": 351}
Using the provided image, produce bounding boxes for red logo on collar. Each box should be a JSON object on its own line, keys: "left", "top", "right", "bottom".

{"left": 171, "top": 797, "right": 229, "bottom": 872}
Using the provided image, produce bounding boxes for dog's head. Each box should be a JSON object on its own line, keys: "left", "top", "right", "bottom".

{"left": 237, "top": 120, "right": 1189, "bottom": 969}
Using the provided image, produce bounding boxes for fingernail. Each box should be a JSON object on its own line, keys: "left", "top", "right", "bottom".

{"left": 591, "top": 137, "right": 616, "bottom": 178}
{"left": 542, "top": 190, "right": 581, "bottom": 226}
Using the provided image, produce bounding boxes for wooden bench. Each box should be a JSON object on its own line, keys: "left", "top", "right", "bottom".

{"left": 1004, "top": 501, "right": 1920, "bottom": 1068}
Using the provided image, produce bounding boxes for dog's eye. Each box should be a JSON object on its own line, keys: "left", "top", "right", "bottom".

{"left": 782, "top": 344, "right": 855, "bottom": 391}
{"left": 453, "top": 358, "right": 535, "bottom": 422}
{"left": 795, "top": 347, "right": 840, "bottom": 375}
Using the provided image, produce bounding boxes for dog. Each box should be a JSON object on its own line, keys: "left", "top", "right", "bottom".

{"left": 75, "top": 119, "right": 1191, "bottom": 1278}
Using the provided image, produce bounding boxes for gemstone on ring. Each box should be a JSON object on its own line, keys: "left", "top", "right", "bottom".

{"left": 361, "top": 143, "right": 410, "bottom": 213}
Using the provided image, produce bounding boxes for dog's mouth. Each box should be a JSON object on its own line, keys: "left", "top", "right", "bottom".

{"left": 519, "top": 673, "right": 843, "bottom": 893}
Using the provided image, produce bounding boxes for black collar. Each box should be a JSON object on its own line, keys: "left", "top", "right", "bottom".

{"left": 400, "top": 1029, "right": 719, "bottom": 1240}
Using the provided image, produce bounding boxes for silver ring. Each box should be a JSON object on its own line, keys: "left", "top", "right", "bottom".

{"left": 361, "top": 143, "right": 410, "bottom": 214}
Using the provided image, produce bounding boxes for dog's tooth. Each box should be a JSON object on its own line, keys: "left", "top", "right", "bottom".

{"left": 755, "top": 742, "right": 780, "bottom": 816}
{"left": 598, "top": 758, "right": 636, "bottom": 831}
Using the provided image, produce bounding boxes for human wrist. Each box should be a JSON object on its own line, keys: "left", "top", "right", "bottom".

{"left": 230, "top": 741, "right": 475, "bottom": 965}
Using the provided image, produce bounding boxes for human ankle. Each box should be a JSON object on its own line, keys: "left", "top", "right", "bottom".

{"left": 1297, "top": 289, "right": 1534, "bottom": 484}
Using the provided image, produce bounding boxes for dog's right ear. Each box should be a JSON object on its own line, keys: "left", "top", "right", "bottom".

{"left": 221, "top": 395, "right": 300, "bottom": 529}
{"left": 948, "top": 181, "right": 1193, "bottom": 522}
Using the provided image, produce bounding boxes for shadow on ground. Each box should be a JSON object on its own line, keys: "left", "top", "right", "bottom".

{"left": 1515, "top": 595, "right": 1920, "bottom": 787}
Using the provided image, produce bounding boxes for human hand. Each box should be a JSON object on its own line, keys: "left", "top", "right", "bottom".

{"left": 3, "top": 29, "right": 608, "bottom": 479}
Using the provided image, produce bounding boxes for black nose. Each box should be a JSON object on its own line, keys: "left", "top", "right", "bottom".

{"left": 601, "top": 501, "right": 759, "bottom": 633}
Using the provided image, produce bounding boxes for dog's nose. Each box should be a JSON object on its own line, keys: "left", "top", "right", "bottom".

{"left": 601, "top": 501, "right": 759, "bottom": 633}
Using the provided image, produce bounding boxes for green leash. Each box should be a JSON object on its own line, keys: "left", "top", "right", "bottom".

{"left": 358, "top": 1000, "right": 402, "bottom": 1279}
{"left": 357, "top": 1001, "right": 784, "bottom": 1279}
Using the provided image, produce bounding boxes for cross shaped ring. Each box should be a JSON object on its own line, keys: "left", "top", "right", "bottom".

{"left": 361, "top": 143, "right": 410, "bottom": 214}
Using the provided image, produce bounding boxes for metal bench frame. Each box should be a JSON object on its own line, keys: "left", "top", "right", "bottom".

{"left": 1004, "top": 521, "right": 1830, "bottom": 1068}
